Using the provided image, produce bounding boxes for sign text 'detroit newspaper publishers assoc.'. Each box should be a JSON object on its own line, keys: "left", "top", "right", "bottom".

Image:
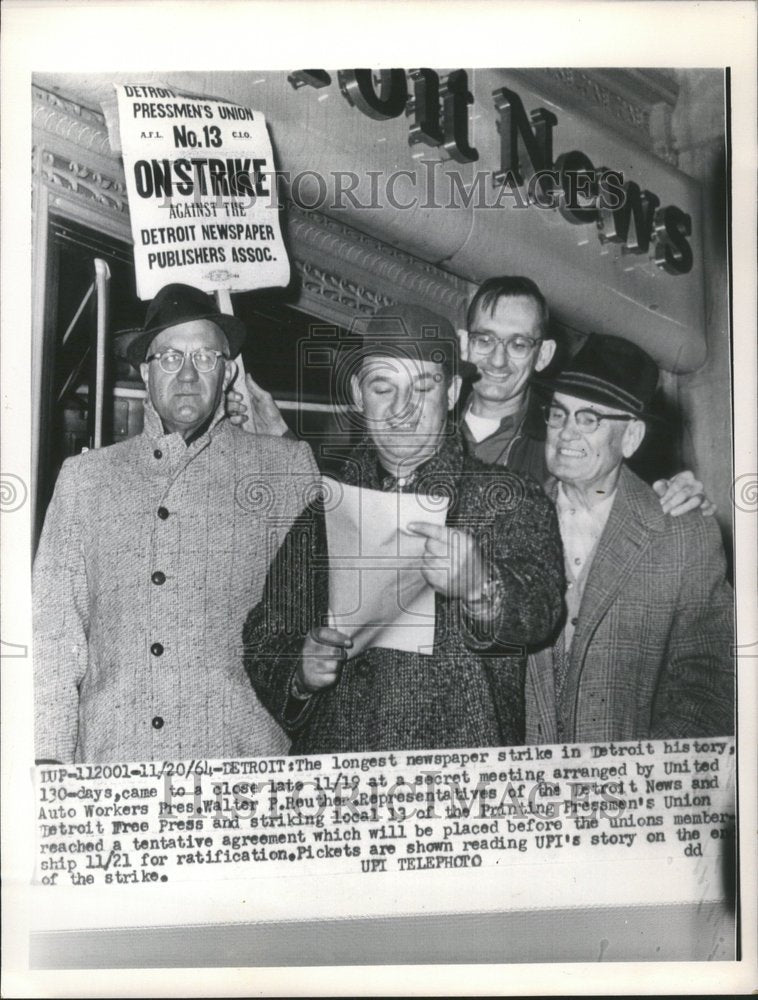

{"left": 108, "top": 84, "right": 289, "bottom": 298}
{"left": 28, "top": 73, "right": 738, "bottom": 944}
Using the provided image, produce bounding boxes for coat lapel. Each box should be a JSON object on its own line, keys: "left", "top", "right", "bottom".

{"left": 526, "top": 645, "right": 560, "bottom": 744}
{"left": 569, "top": 465, "right": 666, "bottom": 676}
{"left": 525, "top": 476, "right": 562, "bottom": 744}
{"left": 531, "top": 467, "right": 667, "bottom": 742}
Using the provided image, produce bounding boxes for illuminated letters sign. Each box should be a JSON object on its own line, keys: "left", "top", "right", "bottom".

{"left": 291, "top": 70, "right": 693, "bottom": 276}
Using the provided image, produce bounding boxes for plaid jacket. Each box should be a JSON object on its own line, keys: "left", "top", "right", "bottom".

{"left": 525, "top": 465, "right": 735, "bottom": 743}
{"left": 243, "top": 432, "right": 565, "bottom": 754}
{"left": 33, "top": 400, "right": 319, "bottom": 763}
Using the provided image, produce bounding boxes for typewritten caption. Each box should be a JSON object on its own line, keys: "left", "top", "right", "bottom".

{"left": 34, "top": 739, "right": 734, "bottom": 886}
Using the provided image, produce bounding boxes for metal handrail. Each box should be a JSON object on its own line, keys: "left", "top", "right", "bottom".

{"left": 92, "top": 259, "right": 111, "bottom": 449}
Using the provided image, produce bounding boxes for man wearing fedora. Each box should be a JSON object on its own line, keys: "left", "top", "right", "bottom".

{"left": 525, "top": 334, "right": 734, "bottom": 744}
{"left": 34, "top": 282, "right": 319, "bottom": 763}
{"left": 243, "top": 304, "right": 565, "bottom": 753}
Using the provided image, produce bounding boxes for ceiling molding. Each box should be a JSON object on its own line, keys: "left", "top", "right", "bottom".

{"left": 508, "top": 68, "right": 683, "bottom": 168}
{"left": 286, "top": 204, "right": 472, "bottom": 325}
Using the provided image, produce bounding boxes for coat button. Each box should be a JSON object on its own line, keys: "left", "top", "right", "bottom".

{"left": 150, "top": 642, "right": 164, "bottom": 656}
{"left": 153, "top": 449, "right": 163, "bottom": 459}
{"left": 571, "top": 616, "right": 579, "bottom": 626}
{"left": 157, "top": 506, "right": 169, "bottom": 520}
{"left": 151, "top": 571, "right": 166, "bottom": 585}
{"left": 152, "top": 716, "right": 164, "bottom": 730}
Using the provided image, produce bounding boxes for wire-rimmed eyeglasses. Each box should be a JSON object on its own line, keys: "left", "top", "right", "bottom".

{"left": 542, "top": 402, "right": 635, "bottom": 434}
{"left": 146, "top": 349, "right": 229, "bottom": 374}
{"left": 468, "top": 333, "right": 541, "bottom": 361}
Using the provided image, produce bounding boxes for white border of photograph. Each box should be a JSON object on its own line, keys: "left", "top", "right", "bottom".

{"left": 2, "top": 1, "right": 756, "bottom": 995}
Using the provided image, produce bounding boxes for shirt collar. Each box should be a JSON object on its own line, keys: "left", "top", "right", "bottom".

{"left": 342, "top": 426, "right": 466, "bottom": 496}
{"left": 556, "top": 481, "right": 618, "bottom": 517}
{"left": 142, "top": 394, "right": 228, "bottom": 450}
{"left": 462, "top": 393, "right": 530, "bottom": 436}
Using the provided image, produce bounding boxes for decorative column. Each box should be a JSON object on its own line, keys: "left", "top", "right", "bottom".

{"left": 668, "top": 71, "right": 732, "bottom": 552}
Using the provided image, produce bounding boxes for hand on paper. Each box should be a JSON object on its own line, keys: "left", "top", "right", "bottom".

{"left": 406, "top": 521, "right": 487, "bottom": 601}
{"left": 226, "top": 373, "right": 288, "bottom": 436}
{"left": 652, "top": 469, "right": 716, "bottom": 517}
{"left": 298, "top": 626, "right": 353, "bottom": 693}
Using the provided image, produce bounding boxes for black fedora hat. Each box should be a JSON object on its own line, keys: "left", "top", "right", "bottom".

{"left": 340, "top": 303, "right": 478, "bottom": 382}
{"left": 532, "top": 333, "right": 660, "bottom": 420}
{"left": 125, "top": 283, "right": 247, "bottom": 368}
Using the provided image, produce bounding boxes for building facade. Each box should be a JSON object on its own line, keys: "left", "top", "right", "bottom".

{"left": 31, "top": 68, "right": 732, "bottom": 556}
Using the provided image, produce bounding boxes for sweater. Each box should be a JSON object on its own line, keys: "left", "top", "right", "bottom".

{"left": 243, "top": 431, "right": 565, "bottom": 754}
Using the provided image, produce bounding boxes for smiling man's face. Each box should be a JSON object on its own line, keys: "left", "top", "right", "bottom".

{"left": 351, "top": 355, "right": 461, "bottom": 474}
{"left": 140, "top": 319, "right": 233, "bottom": 440}
{"left": 545, "top": 391, "right": 644, "bottom": 499}
{"left": 465, "top": 295, "right": 555, "bottom": 416}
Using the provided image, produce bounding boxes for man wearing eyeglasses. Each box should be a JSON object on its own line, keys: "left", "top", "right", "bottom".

{"left": 457, "top": 276, "right": 556, "bottom": 482}
{"left": 228, "top": 275, "right": 710, "bottom": 516}
{"left": 33, "top": 282, "right": 319, "bottom": 763}
{"left": 525, "top": 334, "right": 734, "bottom": 744}
{"left": 458, "top": 275, "right": 710, "bottom": 516}
{"left": 243, "top": 303, "right": 564, "bottom": 753}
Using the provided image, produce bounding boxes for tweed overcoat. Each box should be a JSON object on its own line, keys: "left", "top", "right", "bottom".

{"left": 34, "top": 400, "right": 320, "bottom": 763}
{"left": 243, "top": 433, "right": 565, "bottom": 754}
{"left": 525, "top": 465, "right": 735, "bottom": 744}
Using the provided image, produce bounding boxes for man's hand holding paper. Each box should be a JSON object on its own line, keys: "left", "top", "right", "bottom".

{"left": 296, "top": 626, "right": 353, "bottom": 696}
{"left": 324, "top": 478, "right": 450, "bottom": 659}
{"left": 406, "top": 521, "right": 487, "bottom": 602}
{"left": 243, "top": 303, "right": 565, "bottom": 754}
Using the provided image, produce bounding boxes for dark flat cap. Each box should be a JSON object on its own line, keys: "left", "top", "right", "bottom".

{"left": 532, "top": 333, "right": 660, "bottom": 420}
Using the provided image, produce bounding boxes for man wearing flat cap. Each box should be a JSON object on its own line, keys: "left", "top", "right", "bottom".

{"left": 34, "top": 282, "right": 319, "bottom": 763}
{"left": 526, "top": 334, "right": 734, "bottom": 743}
{"left": 243, "top": 304, "right": 565, "bottom": 753}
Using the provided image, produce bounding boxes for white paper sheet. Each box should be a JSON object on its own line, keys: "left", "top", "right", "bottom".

{"left": 322, "top": 477, "right": 449, "bottom": 657}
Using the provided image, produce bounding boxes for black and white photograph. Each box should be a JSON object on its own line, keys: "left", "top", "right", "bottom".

{"left": 1, "top": 1, "right": 756, "bottom": 995}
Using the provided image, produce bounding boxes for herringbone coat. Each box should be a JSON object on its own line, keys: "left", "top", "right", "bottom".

{"left": 34, "top": 400, "right": 319, "bottom": 763}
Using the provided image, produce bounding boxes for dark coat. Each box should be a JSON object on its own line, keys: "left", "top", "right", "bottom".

{"left": 243, "top": 432, "right": 564, "bottom": 754}
{"left": 525, "top": 465, "right": 735, "bottom": 743}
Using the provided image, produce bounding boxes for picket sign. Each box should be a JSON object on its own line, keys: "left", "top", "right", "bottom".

{"left": 214, "top": 288, "right": 255, "bottom": 435}
{"left": 100, "top": 84, "right": 292, "bottom": 437}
